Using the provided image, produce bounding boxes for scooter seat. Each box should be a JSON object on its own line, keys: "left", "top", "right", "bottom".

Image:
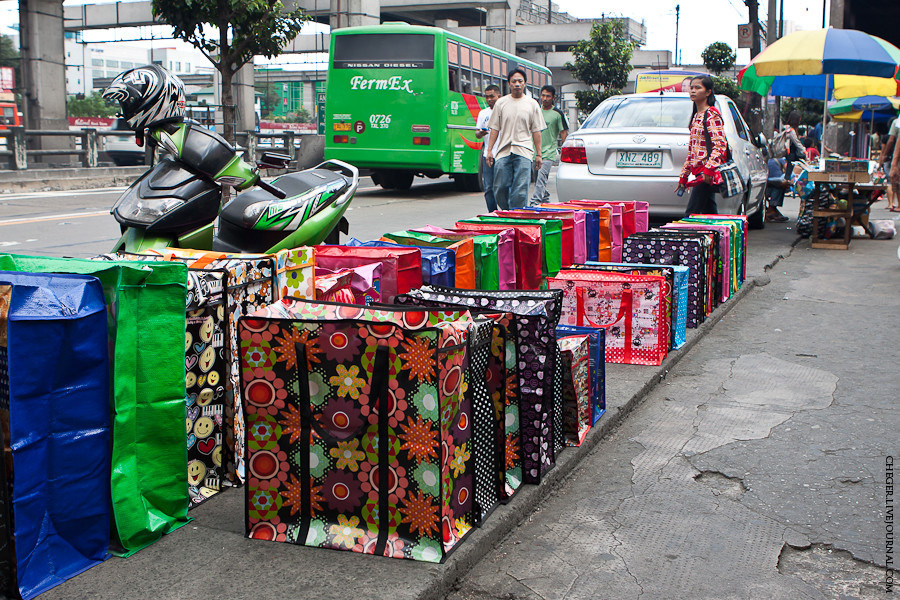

{"left": 219, "top": 168, "right": 349, "bottom": 228}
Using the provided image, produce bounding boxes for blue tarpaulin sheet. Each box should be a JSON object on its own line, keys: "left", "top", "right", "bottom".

{"left": 0, "top": 272, "right": 110, "bottom": 599}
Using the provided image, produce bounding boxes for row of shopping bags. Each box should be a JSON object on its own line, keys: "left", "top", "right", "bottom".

{"left": 0, "top": 206, "right": 750, "bottom": 591}
{"left": 238, "top": 287, "right": 606, "bottom": 562}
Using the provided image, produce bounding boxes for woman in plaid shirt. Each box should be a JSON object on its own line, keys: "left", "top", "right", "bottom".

{"left": 676, "top": 76, "right": 728, "bottom": 216}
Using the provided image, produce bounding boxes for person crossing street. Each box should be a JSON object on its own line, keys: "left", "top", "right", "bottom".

{"left": 486, "top": 69, "right": 546, "bottom": 210}
{"left": 529, "top": 85, "right": 568, "bottom": 206}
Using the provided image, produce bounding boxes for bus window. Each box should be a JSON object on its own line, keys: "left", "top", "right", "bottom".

{"left": 448, "top": 41, "right": 458, "bottom": 65}
{"left": 492, "top": 56, "right": 503, "bottom": 78}
{"left": 460, "top": 46, "right": 470, "bottom": 68}
{"left": 449, "top": 67, "right": 460, "bottom": 92}
{"left": 471, "top": 50, "right": 481, "bottom": 73}
{"left": 333, "top": 33, "right": 435, "bottom": 68}
{"left": 461, "top": 68, "right": 472, "bottom": 94}
{"left": 472, "top": 72, "right": 483, "bottom": 95}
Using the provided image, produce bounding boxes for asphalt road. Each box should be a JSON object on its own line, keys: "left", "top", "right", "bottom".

{"left": 0, "top": 174, "right": 491, "bottom": 257}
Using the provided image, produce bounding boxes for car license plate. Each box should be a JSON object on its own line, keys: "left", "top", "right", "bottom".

{"left": 616, "top": 151, "right": 662, "bottom": 168}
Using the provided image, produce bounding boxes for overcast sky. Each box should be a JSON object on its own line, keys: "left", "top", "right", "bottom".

{"left": 555, "top": 0, "right": 829, "bottom": 65}
{"left": 0, "top": 0, "right": 829, "bottom": 66}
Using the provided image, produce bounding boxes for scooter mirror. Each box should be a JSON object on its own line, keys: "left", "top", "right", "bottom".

{"left": 259, "top": 151, "right": 292, "bottom": 170}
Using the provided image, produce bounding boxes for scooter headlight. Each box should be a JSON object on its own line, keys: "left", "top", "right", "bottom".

{"left": 115, "top": 195, "right": 186, "bottom": 225}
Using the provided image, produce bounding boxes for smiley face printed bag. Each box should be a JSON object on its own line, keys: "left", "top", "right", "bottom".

{"left": 183, "top": 269, "right": 228, "bottom": 508}
{"left": 238, "top": 298, "right": 476, "bottom": 562}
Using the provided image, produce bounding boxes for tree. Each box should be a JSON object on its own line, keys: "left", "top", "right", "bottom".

{"left": 151, "top": 0, "right": 308, "bottom": 143}
{"left": 565, "top": 20, "right": 636, "bottom": 114}
{"left": 711, "top": 75, "right": 741, "bottom": 103}
{"left": 702, "top": 42, "right": 736, "bottom": 76}
{"left": 256, "top": 81, "right": 283, "bottom": 118}
{"left": 0, "top": 35, "right": 20, "bottom": 94}
{"left": 67, "top": 91, "right": 118, "bottom": 118}
{"left": 781, "top": 98, "right": 825, "bottom": 127}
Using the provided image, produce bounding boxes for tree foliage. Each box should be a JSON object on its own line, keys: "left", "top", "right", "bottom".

{"left": 781, "top": 98, "right": 825, "bottom": 127}
{"left": 565, "top": 20, "right": 636, "bottom": 114}
{"left": 711, "top": 75, "right": 740, "bottom": 103}
{"left": 67, "top": 91, "right": 118, "bottom": 118}
{"left": 0, "top": 35, "right": 20, "bottom": 94}
{"left": 702, "top": 42, "right": 736, "bottom": 76}
{"left": 151, "top": 0, "right": 308, "bottom": 142}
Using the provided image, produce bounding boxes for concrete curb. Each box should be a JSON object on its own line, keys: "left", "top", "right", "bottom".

{"left": 0, "top": 167, "right": 146, "bottom": 193}
{"left": 420, "top": 243, "right": 801, "bottom": 600}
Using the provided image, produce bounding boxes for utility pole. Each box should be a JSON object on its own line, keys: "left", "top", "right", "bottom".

{"left": 674, "top": 5, "right": 680, "bottom": 67}
{"left": 765, "top": 0, "right": 779, "bottom": 136}
{"left": 747, "top": 0, "right": 760, "bottom": 58}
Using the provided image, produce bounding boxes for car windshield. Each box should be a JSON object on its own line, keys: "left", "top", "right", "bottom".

{"left": 582, "top": 97, "right": 693, "bottom": 129}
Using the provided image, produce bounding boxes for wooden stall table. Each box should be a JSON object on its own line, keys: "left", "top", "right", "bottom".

{"left": 806, "top": 171, "right": 870, "bottom": 250}
{"left": 853, "top": 182, "right": 887, "bottom": 230}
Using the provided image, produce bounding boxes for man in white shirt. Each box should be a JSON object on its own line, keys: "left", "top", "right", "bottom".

{"left": 486, "top": 69, "right": 546, "bottom": 210}
{"left": 475, "top": 84, "right": 501, "bottom": 211}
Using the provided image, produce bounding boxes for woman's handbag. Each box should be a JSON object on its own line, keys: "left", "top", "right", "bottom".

{"left": 702, "top": 108, "right": 746, "bottom": 199}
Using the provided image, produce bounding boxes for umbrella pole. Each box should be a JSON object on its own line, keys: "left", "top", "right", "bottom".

{"left": 821, "top": 74, "right": 828, "bottom": 160}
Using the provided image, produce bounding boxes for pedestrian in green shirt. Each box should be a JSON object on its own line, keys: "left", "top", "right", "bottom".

{"left": 529, "top": 85, "right": 569, "bottom": 206}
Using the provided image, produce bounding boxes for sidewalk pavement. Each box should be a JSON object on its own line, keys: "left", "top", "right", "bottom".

{"left": 448, "top": 202, "right": 899, "bottom": 599}
{"left": 39, "top": 196, "right": 896, "bottom": 600}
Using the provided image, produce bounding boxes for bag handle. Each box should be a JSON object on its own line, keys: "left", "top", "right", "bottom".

{"left": 701, "top": 107, "right": 732, "bottom": 164}
{"left": 575, "top": 285, "right": 631, "bottom": 329}
{"left": 295, "top": 342, "right": 391, "bottom": 553}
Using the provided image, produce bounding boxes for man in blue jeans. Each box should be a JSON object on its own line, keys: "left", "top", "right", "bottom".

{"left": 475, "top": 84, "right": 501, "bottom": 211}
{"left": 486, "top": 69, "right": 546, "bottom": 209}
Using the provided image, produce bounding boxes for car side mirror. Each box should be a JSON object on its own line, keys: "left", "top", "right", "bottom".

{"left": 754, "top": 133, "right": 767, "bottom": 149}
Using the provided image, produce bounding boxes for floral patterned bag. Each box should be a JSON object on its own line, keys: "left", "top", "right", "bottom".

{"left": 239, "top": 298, "right": 476, "bottom": 562}
{"left": 394, "top": 295, "right": 523, "bottom": 500}
{"left": 396, "top": 286, "right": 563, "bottom": 484}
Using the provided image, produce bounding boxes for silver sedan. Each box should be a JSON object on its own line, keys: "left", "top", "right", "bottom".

{"left": 556, "top": 92, "right": 768, "bottom": 228}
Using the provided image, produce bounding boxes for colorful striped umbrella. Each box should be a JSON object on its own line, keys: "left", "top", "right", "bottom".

{"left": 739, "top": 73, "right": 900, "bottom": 100}
{"left": 739, "top": 29, "right": 900, "bottom": 98}
{"left": 828, "top": 95, "right": 900, "bottom": 114}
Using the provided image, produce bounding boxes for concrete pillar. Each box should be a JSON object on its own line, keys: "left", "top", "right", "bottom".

{"left": 329, "top": 0, "right": 380, "bottom": 29}
{"left": 19, "top": 0, "right": 73, "bottom": 161}
{"left": 484, "top": 2, "right": 517, "bottom": 54}
{"left": 232, "top": 63, "right": 257, "bottom": 133}
{"left": 829, "top": 0, "right": 843, "bottom": 28}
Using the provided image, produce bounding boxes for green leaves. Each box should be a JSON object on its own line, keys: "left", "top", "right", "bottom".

{"left": 67, "top": 91, "right": 119, "bottom": 118}
{"left": 151, "top": 0, "right": 309, "bottom": 76}
{"left": 564, "top": 20, "right": 636, "bottom": 115}
{"left": 701, "top": 42, "right": 736, "bottom": 76}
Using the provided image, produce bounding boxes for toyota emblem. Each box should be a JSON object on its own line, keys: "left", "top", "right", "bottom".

{"left": 633, "top": 135, "right": 646, "bottom": 143}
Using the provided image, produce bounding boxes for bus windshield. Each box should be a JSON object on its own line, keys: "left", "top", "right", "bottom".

{"left": 333, "top": 34, "right": 435, "bottom": 69}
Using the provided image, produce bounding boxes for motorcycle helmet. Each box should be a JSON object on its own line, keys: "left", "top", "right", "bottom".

{"left": 102, "top": 64, "right": 185, "bottom": 135}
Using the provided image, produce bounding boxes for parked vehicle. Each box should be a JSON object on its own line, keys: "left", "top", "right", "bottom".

{"left": 103, "top": 118, "right": 147, "bottom": 166}
{"left": 110, "top": 120, "right": 357, "bottom": 253}
{"left": 103, "top": 64, "right": 356, "bottom": 253}
{"left": 556, "top": 92, "right": 769, "bottom": 228}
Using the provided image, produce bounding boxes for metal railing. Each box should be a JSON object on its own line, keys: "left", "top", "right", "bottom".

{"left": 0, "top": 127, "right": 308, "bottom": 170}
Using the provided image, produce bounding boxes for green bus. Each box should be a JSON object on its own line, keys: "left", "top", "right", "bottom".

{"left": 323, "top": 23, "right": 552, "bottom": 191}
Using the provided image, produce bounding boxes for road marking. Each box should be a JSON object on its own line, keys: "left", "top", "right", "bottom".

{"left": 0, "top": 210, "right": 109, "bottom": 226}
{"left": 0, "top": 241, "right": 19, "bottom": 247}
{"left": 0, "top": 187, "right": 127, "bottom": 199}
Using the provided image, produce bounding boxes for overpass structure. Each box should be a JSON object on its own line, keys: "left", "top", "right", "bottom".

{"left": 20, "top": 0, "right": 646, "bottom": 156}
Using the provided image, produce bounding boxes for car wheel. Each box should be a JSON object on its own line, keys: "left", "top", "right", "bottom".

{"left": 746, "top": 190, "right": 765, "bottom": 230}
